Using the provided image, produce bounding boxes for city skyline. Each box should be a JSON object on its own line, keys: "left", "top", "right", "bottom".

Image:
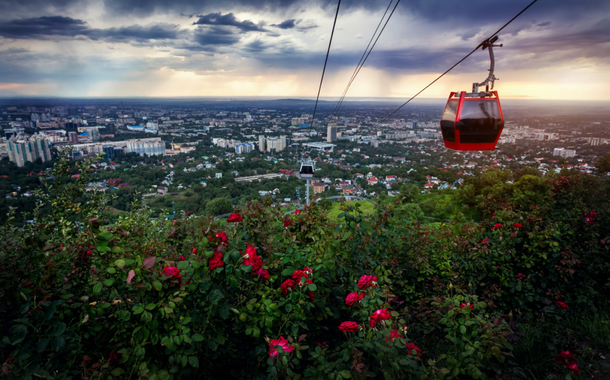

{"left": 0, "top": 0, "right": 608, "bottom": 100}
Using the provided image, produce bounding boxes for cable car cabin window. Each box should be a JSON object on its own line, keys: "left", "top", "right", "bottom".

{"left": 440, "top": 100, "right": 458, "bottom": 143}
{"left": 300, "top": 165, "right": 314, "bottom": 175}
{"left": 457, "top": 100, "right": 504, "bottom": 144}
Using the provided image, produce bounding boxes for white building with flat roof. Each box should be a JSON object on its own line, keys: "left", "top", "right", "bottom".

{"left": 302, "top": 142, "right": 336, "bottom": 152}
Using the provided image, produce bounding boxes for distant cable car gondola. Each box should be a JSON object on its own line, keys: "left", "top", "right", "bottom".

{"left": 299, "top": 157, "right": 315, "bottom": 179}
{"left": 441, "top": 36, "right": 505, "bottom": 151}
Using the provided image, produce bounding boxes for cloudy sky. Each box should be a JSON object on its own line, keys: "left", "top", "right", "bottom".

{"left": 0, "top": 0, "right": 608, "bottom": 100}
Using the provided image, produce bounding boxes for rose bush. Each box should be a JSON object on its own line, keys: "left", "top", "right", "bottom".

{"left": 0, "top": 157, "right": 609, "bottom": 379}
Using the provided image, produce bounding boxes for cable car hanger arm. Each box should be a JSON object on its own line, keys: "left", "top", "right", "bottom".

{"left": 473, "top": 36, "right": 503, "bottom": 93}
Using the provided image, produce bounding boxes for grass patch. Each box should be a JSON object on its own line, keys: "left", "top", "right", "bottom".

{"left": 326, "top": 200, "right": 376, "bottom": 220}
{"left": 104, "top": 206, "right": 126, "bottom": 216}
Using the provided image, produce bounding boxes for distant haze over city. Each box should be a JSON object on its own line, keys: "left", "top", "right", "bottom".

{"left": 0, "top": 0, "right": 608, "bottom": 100}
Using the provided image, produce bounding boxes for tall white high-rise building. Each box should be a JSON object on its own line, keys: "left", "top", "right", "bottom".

{"left": 8, "top": 134, "right": 52, "bottom": 167}
{"left": 266, "top": 136, "right": 287, "bottom": 152}
{"left": 327, "top": 123, "right": 337, "bottom": 142}
{"left": 258, "top": 135, "right": 266, "bottom": 152}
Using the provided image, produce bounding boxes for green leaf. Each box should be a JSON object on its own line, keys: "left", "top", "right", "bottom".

{"left": 209, "top": 289, "right": 223, "bottom": 305}
{"left": 111, "top": 368, "right": 125, "bottom": 376}
{"left": 51, "top": 336, "right": 65, "bottom": 351}
{"left": 103, "top": 278, "right": 115, "bottom": 287}
{"left": 115, "top": 259, "right": 126, "bottom": 269}
{"left": 152, "top": 280, "right": 162, "bottom": 291}
{"left": 48, "top": 321, "right": 67, "bottom": 337}
{"left": 282, "top": 268, "right": 294, "bottom": 276}
{"left": 308, "top": 283, "right": 317, "bottom": 292}
{"left": 133, "top": 305, "right": 144, "bottom": 315}
{"left": 37, "top": 338, "right": 49, "bottom": 352}
{"left": 9, "top": 324, "right": 27, "bottom": 344}
{"left": 145, "top": 303, "right": 156, "bottom": 310}
{"left": 189, "top": 356, "right": 199, "bottom": 368}
{"left": 219, "top": 304, "right": 229, "bottom": 320}
{"left": 177, "top": 261, "right": 189, "bottom": 270}
{"left": 93, "top": 283, "right": 103, "bottom": 295}
{"left": 192, "top": 334, "right": 204, "bottom": 342}
{"left": 208, "top": 339, "right": 218, "bottom": 351}
{"left": 459, "top": 325, "right": 467, "bottom": 335}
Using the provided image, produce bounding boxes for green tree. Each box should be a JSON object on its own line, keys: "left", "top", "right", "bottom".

{"left": 595, "top": 152, "right": 610, "bottom": 174}
{"left": 399, "top": 184, "right": 421, "bottom": 203}
{"left": 206, "top": 197, "right": 233, "bottom": 216}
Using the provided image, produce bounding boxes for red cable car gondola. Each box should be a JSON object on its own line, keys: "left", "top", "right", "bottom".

{"left": 441, "top": 36, "right": 505, "bottom": 151}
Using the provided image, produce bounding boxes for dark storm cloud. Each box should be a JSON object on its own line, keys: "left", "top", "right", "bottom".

{"left": 0, "top": 16, "right": 183, "bottom": 43}
{"left": 271, "top": 19, "right": 317, "bottom": 31}
{"left": 193, "top": 12, "right": 266, "bottom": 33}
{"left": 96, "top": 24, "right": 182, "bottom": 42}
{"left": 272, "top": 19, "right": 296, "bottom": 29}
{"left": 0, "top": 16, "right": 89, "bottom": 39}
{"left": 191, "top": 26, "right": 241, "bottom": 48}
{"left": 243, "top": 39, "right": 269, "bottom": 53}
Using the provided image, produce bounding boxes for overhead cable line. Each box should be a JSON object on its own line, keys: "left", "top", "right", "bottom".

{"left": 373, "top": 0, "right": 539, "bottom": 127}
{"left": 308, "top": 0, "right": 342, "bottom": 138}
{"left": 331, "top": 0, "right": 399, "bottom": 117}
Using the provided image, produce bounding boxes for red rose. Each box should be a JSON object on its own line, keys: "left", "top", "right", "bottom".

{"left": 481, "top": 238, "right": 490, "bottom": 243}
{"left": 338, "top": 321, "right": 360, "bottom": 332}
{"left": 556, "top": 350, "right": 580, "bottom": 373}
{"left": 254, "top": 268, "right": 270, "bottom": 282}
{"left": 557, "top": 301, "right": 569, "bottom": 310}
{"left": 227, "top": 213, "right": 243, "bottom": 223}
{"left": 345, "top": 292, "right": 365, "bottom": 306}
{"left": 303, "top": 266, "right": 313, "bottom": 275}
{"left": 491, "top": 223, "right": 503, "bottom": 230}
{"left": 86, "top": 250, "right": 92, "bottom": 256}
{"left": 513, "top": 223, "right": 522, "bottom": 228}
{"left": 108, "top": 351, "right": 122, "bottom": 366}
{"left": 208, "top": 252, "right": 224, "bottom": 271}
{"left": 556, "top": 350, "right": 576, "bottom": 365}
{"left": 405, "top": 343, "right": 421, "bottom": 357}
{"left": 215, "top": 232, "right": 228, "bottom": 245}
{"left": 515, "top": 273, "right": 526, "bottom": 280}
{"left": 242, "top": 245, "right": 263, "bottom": 271}
{"left": 291, "top": 270, "right": 309, "bottom": 284}
{"left": 192, "top": 248, "right": 198, "bottom": 254}
{"left": 269, "top": 336, "right": 294, "bottom": 358}
{"left": 566, "top": 363, "right": 581, "bottom": 374}
{"left": 369, "top": 308, "right": 391, "bottom": 328}
{"left": 179, "top": 255, "right": 186, "bottom": 261}
{"left": 281, "top": 279, "right": 296, "bottom": 294}
{"left": 386, "top": 329, "right": 402, "bottom": 343}
{"left": 459, "top": 303, "right": 474, "bottom": 310}
{"left": 357, "top": 275, "right": 378, "bottom": 290}
{"left": 162, "top": 266, "right": 182, "bottom": 282}
{"left": 283, "top": 219, "right": 293, "bottom": 227}
{"left": 294, "top": 209, "right": 301, "bottom": 215}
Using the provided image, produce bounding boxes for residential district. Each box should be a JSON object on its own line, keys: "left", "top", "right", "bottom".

{"left": 0, "top": 98, "right": 608, "bottom": 220}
